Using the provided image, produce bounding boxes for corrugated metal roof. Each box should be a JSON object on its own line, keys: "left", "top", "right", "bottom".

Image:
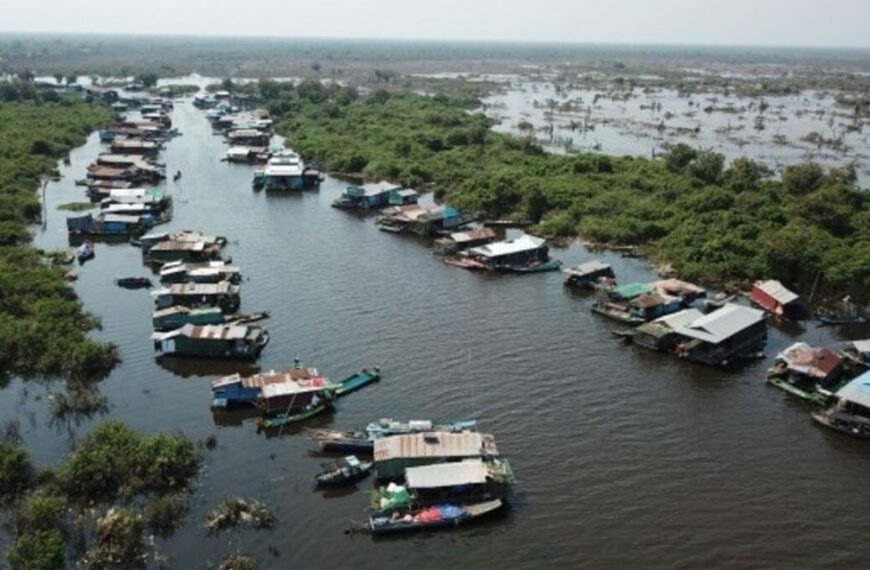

{"left": 102, "top": 214, "right": 146, "bottom": 224}
{"left": 755, "top": 280, "right": 800, "bottom": 305}
{"left": 450, "top": 228, "right": 496, "bottom": 244}
{"left": 835, "top": 370, "right": 870, "bottom": 408}
{"left": 610, "top": 283, "right": 652, "bottom": 300}
{"left": 852, "top": 340, "right": 870, "bottom": 355}
{"left": 468, "top": 234, "right": 545, "bottom": 258}
{"left": 654, "top": 308, "right": 704, "bottom": 330}
{"left": 259, "top": 378, "right": 329, "bottom": 398}
{"left": 563, "top": 259, "right": 612, "bottom": 277}
{"left": 374, "top": 432, "right": 498, "bottom": 462}
{"left": 673, "top": 303, "right": 765, "bottom": 345}
{"left": 162, "top": 281, "right": 235, "bottom": 296}
{"left": 777, "top": 342, "right": 841, "bottom": 378}
{"left": 405, "top": 459, "right": 489, "bottom": 489}
{"left": 150, "top": 241, "right": 206, "bottom": 252}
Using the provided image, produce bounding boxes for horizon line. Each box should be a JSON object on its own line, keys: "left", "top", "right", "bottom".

{"left": 1, "top": 30, "right": 869, "bottom": 52}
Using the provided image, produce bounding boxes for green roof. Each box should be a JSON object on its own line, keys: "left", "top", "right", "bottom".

{"left": 610, "top": 283, "right": 651, "bottom": 300}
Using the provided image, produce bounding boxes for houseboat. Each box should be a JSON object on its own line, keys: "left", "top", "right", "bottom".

{"left": 562, "top": 260, "right": 615, "bottom": 290}
{"left": 332, "top": 181, "right": 401, "bottom": 209}
{"left": 159, "top": 260, "right": 241, "bottom": 284}
{"left": 66, "top": 212, "right": 154, "bottom": 236}
{"left": 152, "top": 306, "right": 225, "bottom": 332}
{"left": 671, "top": 303, "right": 767, "bottom": 366}
{"left": 152, "top": 324, "right": 269, "bottom": 360}
{"left": 373, "top": 431, "right": 499, "bottom": 480}
{"left": 377, "top": 205, "right": 466, "bottom": 236}
{"left": 389, "top": 188, "right": 419, "bottom": 206}
{"left": 146, "top": 239, "right": 225, "bottom": 266}
{"left": 151, "top": 281, "right": 241, "bottom": 313}
{"left": 403, "top": 458, "right": 515, "bottom": 506}
{"left": 465, "top": 234, "right": 559, "bottom": 272}
{"left": 751, "top": 280, "right": 804, "bottom": 319}
{"left": 592, "top": 279, "right": 705, "bottom": 324}
{"left": 224, "top": 146, "right": 270, "bottom": 164}
{"left": 254, "top": 378, "right": 337, "bottom": 415}
{"left": 226, "top": 128, "right": 270, "bottom": 147}
{"left": 812, "top": 371, "right": 870, "bottom": 439}
{"left": 109, "top": 139, "right": 160, "bottom": 157}
{"left": 100, "top": 188, "right": 170, "bottom": 215}
{"left": 767, "top": 342, "right": 853, "bottom": 403}
{"left": 211, "top": 365, "right": 324, "bottom": 408}
{"left": 433, "top": 228, "right": 496, "bottom": 255}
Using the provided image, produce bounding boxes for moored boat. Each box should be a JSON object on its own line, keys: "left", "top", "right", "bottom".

{"left": 315, "top": 456, "right": 372, "bottom": 487}
{"left": 152, "top": 306, "right": 225, "bottom": 332}
{"left": 368, "top": 499, "right": 503, "bottom": 535}
{"left": 115, "top": 276, "right": 152, "bottom": 289}
{"left": 335, "top": 367, "right": 381, "bottom": 397}
{"left": 152, "top": 324, "right": 269, "bottom": 360}
{"left": 811, "top": 371, "right": 870, "bottom": 439}
{"left": 310, "top": 418, "right": 478, "bottom": 454}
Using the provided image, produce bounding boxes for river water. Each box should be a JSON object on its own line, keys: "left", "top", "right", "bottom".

{"left": 3, "top": 96, "right": 870, "bottom": 569}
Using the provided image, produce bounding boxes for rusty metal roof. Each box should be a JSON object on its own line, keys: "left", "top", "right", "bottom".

{"left": 374, "top": 432, "right": 498, "bottom": 462}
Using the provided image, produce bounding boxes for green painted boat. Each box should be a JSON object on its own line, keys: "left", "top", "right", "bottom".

{"left": 152, "top": 306, "right": 224, "bottom": 331}
{"left": 336, "top": 368, "right": 381, "bottom": 398}
{"left": 257, "top": 402, "right": 332, "bottom": 429}
{"left": 767, "top": 377, "right": 828, "bottom": 405}
{"left": 591, "top": 304, "right": 646, "bottom": 325}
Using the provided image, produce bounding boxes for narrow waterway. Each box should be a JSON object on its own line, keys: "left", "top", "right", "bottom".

{"left": 3, "top": 97, "right": 870, "bottom": 568}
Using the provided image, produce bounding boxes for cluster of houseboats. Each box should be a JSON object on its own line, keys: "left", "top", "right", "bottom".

{"left": 67, "top": 99, "right": 175, "bottom": 238}
{"left": 304, "top": 418, "right": 514, "bottom": 534}
{"left": 561, "top": 260, "right": 870, "bottom": 439}
{"left": 197, "top": 98, "right": 323, "bottom": 191}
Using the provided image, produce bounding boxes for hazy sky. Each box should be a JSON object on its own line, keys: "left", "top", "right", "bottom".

{"left": 2, "top": 0, "right": 868, "bottom": 48}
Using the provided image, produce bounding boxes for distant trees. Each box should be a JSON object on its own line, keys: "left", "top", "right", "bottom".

{"left": 136, "top": 72, "right": 159, "bottom": 88}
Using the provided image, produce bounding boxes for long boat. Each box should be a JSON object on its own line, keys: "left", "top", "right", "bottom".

{"left": 256, "top": 402, "right": 333, "bottom": 429}
{"left": 368, "top": 499, "right": 503, "bottom": 535}
{"left": 310, "top": 419, "right": 478, "bottom": 454}
{"left": 335, "top": 368, "right": 381, "bottom": 397}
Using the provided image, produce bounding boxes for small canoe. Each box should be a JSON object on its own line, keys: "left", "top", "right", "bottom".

{"left": 497, "top": 260, "right": 562, "bottom": 273}
{"left": 369, "top": 499, "right": 503, "bottom": 535}
{"left": 766, "top": 377, "right": 827, "bottom": 405}
{"left": 76, "top": 241, "right": 95, "bottom": 263}
{"left": 225, "top": 310, "right": 271, "bottom": 325}
{"left": 590, "top": 304, "right": 645, "bottom": 325}
{"left": 818, "top": 315, "right": 868, "bottom": 326}
{"left": 315, "top": 455, "right": 372, "bottom": 487}
{"left": 335, "top": 368, "right": 380, "bottom": 398}
{"left": 115, "top": 277, "right": 153, "bottom": 289}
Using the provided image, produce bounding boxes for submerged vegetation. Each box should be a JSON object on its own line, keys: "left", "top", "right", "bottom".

{"left": 0, "top": 421, "right": 200, "bottom": 569}
{"left": 246, "top": 80, "right": 870, "bottom": 303}
{"left": 0, "top": 81, "right": 119, "bottom": 387}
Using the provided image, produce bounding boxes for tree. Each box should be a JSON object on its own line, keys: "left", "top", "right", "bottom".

{"left": 53, "top": 73, "right": 63, "bottom": 85}
{"left": 311, "top": 61, "right": 321, "bottom": 73}
{"left": 64, "top": 75, "right": 77, "bottom": 86}
{"left": 663, "top": 143, "right": 697, "bottom": 172}
{"left": 782, "top": 162, "right": 824, "bottom": 196}
{"left": 136, "top": 72, "right": 159, "bottom": 88}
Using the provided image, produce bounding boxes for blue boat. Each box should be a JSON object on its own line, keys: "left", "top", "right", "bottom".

{"left": 335, "top": 367, "right": 381, "bottom": 397}
{"left": 211, "top": 363, "right": 323, "bottom": 408}
{"left": 310, "top": 418, "right": 478, "bottom": 454}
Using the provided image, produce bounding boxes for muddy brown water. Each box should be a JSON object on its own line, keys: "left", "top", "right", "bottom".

{"left": 3, "top": 98, "right": 870, "bottom": 569}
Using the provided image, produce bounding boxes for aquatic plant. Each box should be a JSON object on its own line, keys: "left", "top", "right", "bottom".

{"left": 0, "top": 443, "right": 35, "bottom": 503}
{"left": 144, "top": 494, "right": 189, "bottom": 538}
{"left": 205, "top": 498, "right": 275, "bottom": 532}
{"left": 217, "top": 552, "right": 258, "bottom": 570}
{"left": 5, "top": 529, "right": 66, "bottom": 570}
{"left": 80, "top": 507, "right": 145, "bottom": 569}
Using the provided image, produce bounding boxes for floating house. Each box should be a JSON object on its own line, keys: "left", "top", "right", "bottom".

{"left": 225, "top": 146, "right": 270, "bottom": 164}
{"left": 434, "top": 228, "right": 496, "bottom": 255}
{"left": 159, "top": 260, "right": 241, "bottom": 284}
{"left": 812, "top": 371, "right": 870, "bottom": 439}
{"left": 333, "top": 181, "right": 402, "bottom": 209}
{"left": 843, "top": 340, "right": 870, "bottom": 365}
{"left": 66, "top": 212, "right": 154, "bottom": 236}
{"left": 671, "top": 303, "right": 767, "bottom": 366}
{"left": 373, "top": 432, "right": 499, "bottom": 480}
{"left": 631, "top": 309, "right": 706, "bottom": 351}
{"left": 146, "top": 240, "right": 225, "bottom": 266}
{"left": 377, "top": 205, "right": 464, "bottom": 235}
{"left": 592, "top": 280, "right": 704, "bottom": 325}
{"left": 254, "top": 375, "right": 336, "bottom": 415}
{"left": 152, "top": 324, "right": 269, "bottom": 360}
{"left": 767, "top": 342, "right": 848, "bottom": 402}
{"left": 751, "top": 280, "right": 804, "bottom": 319}
{"left": 389, "top": 188, "right": 419, "bottom": 206}
{"left": 226, "top": 128, "right": 270, "bottom": 147}
{"left": 151, "top": 281, "right": 240, "bottom": 313}
{"left": 404, "top": 458, "right": 515, "bottom": 504}
{"left": 152, "top": 306, "right": 225, "bottom": 332}
{"left": 110, "top": 139, "right": 160, "bottom": 157}
{"left": 262, "top": 152, "right": 304, "bottom": 190}
{"left": 466, "top": 234, "right": 555, "bottom": 271}
{"left": 211, "top": 367, "right": 323, "bottom": 408}
{"left": 563, "top": 260, "right": 615, "bottom": 289}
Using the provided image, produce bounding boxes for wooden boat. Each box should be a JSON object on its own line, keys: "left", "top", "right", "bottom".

{"left": 311, "top": 419, "right": 477, "bottom": 454}
{"left": 225, "top": 311, "right": 271, "bottom": 325}
{"left": 591, "top": 303, "right": 645, "bottom": 325}
{"left": 257, "top": 402, "right": 332, "bottom": 429}
{"left": 76, "top": 241, "right": 95, "bottom": 263}
{"left": 498, "top": 259, "right": 562, "bottom": 273}
{"left": 152, "top": 306, "right": 225, "bottom": 331}
{"left": 152, "top": 324, "right": 269, "bottom": 360}
{"left": 443, "top": 256, "right": 486, "bottom": 270}
{"left": 335, "top": 368, "right": 380, "bottom": 397}
{"left": 314, "top": 455, "right": 372, "bottom": 487}
{"left": 818, "top": 314, "right": 868, "bottom": 326}
{"left": 767, "top": 377, "right": 828, "bottom": 405}
{"left": 368, "top": 499, "right": 503, "bottom": 535}
{"left": 812, "top": 408, "right": 870, "bottom": 439}
{"left": 115, "top": 276, "right": 152, "bottom": 289}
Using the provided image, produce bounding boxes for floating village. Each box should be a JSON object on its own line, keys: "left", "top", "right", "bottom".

{"left": 52, "top": 83, "right": 870, "bottom": 539}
